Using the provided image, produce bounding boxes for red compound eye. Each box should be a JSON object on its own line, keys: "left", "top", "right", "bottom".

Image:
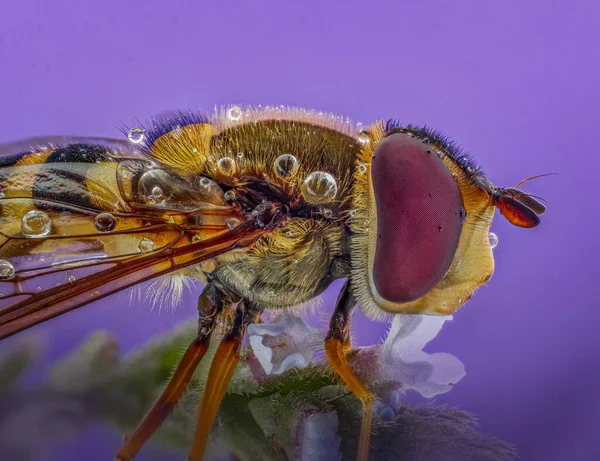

{"left": 371, "top": 133, "right": 464, "bottom": 303}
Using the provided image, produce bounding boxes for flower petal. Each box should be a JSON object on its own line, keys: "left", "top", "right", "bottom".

{"left": 248, "top": 314, "right": 322, "bottom": 376}
{"left": 272, "top": 352, "right": 310, "bottom": 375}
{"left": 249, "top": 334, "right": 274, "bottom": 375}
{"left": 379, "top": 314, "right": 466, "bottom": 397}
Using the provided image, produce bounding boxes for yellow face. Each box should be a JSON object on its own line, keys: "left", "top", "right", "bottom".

{"left": 350, "top": 121, "right": 496, "bottom": 319}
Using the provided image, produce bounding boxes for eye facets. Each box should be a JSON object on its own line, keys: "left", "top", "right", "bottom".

{"left": 301, "top": 172, "right": 338, "bottom": 204}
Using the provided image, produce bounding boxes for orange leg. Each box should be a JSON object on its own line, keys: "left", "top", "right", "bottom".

{"left": 187, "top": 300, "right": 262, "bottom": 461}
{"left": 325, "top": 280, "right": 373, "bottom": 461}
{"left": 114, "top": 284, "right": 224, "bottom": 461}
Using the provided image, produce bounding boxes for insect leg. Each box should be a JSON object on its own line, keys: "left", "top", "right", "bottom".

{"left": 114, "top": 283, "right": 226, "bottom": 461}
{"left": 325, "top": 279, "right": 373, "bottom": 461}
{"left": 187, "top": 299, "right": 262, "bottom": 461}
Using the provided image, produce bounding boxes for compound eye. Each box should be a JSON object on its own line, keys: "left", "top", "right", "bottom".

{"left": 371, "top": 133, "right": 464, "bottom": 303}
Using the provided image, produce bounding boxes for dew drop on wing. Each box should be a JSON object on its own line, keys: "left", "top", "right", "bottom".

{"left": 226, "top": 217, "right": 241, "bottom": 230}
{"left": 138, "top": 238, "right": 154, "bottom": 253}
{"left": 0, "top": 260, "right": 15, "bottom": 280}
{"left": 95, "top": 213, "right": 117, "bottom": 232}
{"left": 21, "top": 210, "right": 52, "bottom": 237}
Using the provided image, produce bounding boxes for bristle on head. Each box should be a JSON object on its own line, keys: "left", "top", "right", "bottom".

{"left": 384, "top": 120, "right": 482, "bottom": 176}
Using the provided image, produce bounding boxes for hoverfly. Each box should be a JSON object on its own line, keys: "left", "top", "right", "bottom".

{"left": 0, "top": 106, "right": 546, "bottom": 461}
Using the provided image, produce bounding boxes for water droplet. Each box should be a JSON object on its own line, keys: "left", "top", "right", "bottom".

{"left": 138, "top": 238, "right": 154, "bottom": 253}
{"left": 56, "top": 282, "right": 61, "bottom": 287}
{"left": 226, "top": 217, "right": 241, "bottom": 230}
{"left": 138, "top": 170, "right": 171, "bottom": 205}
{"left": 237, "top": 152, "right": 245, "bottom": 159}
{"left": 199, "top": 177, "right": 212, "bottom": 188}
{"left": 284, "top": 231, "right": 293, "bottom": 237}
{"left": 357, "top": 130, "right": 370, "bottom": 145}
{"left": 68, "top": 275, "right": 76, "bottom": 284}
{"left": 58, "top": 211, "right": 72, "bottom": 225}
{"left": 322, "top": 208, "right": 333, "bottom": 218}
{"left": 301, "top": 172, "right": 338, "bottom": 204}
{"left": 274, "top": 154, "right": 299, "bottom": 178}
{"left": 226, "top": 106, "right": 242, "bottom": 122}
{"left": 36, "top": 286, "right": 42, "bottom": 292}
{"left": 151, "top": 186, "right": 164, "bottom": 200}
{"left": 0, "top": 190, "right": 5, "bottom": 199}
{"left": 217, "top": 157, "right": 235, "bottom": 175}
{"left": 0, "top": 260, "right": 15, "bottom": 280}
{"left": 95, "top": 213, "right": 116, "bottom": 232}
{"left": 21, "top": 210, "right": 52, "bottom": 237}
{"left": 127, "top": 127, "right": 145, "bottom": 144}
{"left": 224, "top": 190, "right": 236, "bottom": 201}
{"left": 348, "top": 209, "right": 357, "bottom": 217}
{"left": 489, "top": 232, "right": 499, "bottom": 249}
{"left": 357, "top": 163, "right": 367, "bottom": 174}
{"left": 91, "top": 291, "right": 99, "bottom": 298}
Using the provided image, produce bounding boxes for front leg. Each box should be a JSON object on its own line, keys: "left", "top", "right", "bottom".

{"left": 325, "top": 279, "right": 374, "bottom": 461}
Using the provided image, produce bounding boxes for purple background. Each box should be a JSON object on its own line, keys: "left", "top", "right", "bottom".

{"left": 1, "top": 1, "right": 598, "bottom": 460}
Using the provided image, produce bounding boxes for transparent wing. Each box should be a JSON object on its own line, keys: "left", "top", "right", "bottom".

{"left": 0, "top": 220, "right": 265, "bottom": 339}
{"left": 0, "top": 137, "right": 261, "bottom": 339}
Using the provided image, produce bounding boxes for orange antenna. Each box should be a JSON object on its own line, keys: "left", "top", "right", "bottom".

{"left": 515, "top": 173, "right": 557, "bottom": 189}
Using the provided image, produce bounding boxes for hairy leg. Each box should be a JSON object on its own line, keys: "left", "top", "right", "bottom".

{"left": 114, "top": 284, "right": 227, "bottom": 461}
{"left": 187, "top": 299, "right": 262, "bottom": 461}
{"left": 324, "top": 279, "right": 373, "bottom": 461}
